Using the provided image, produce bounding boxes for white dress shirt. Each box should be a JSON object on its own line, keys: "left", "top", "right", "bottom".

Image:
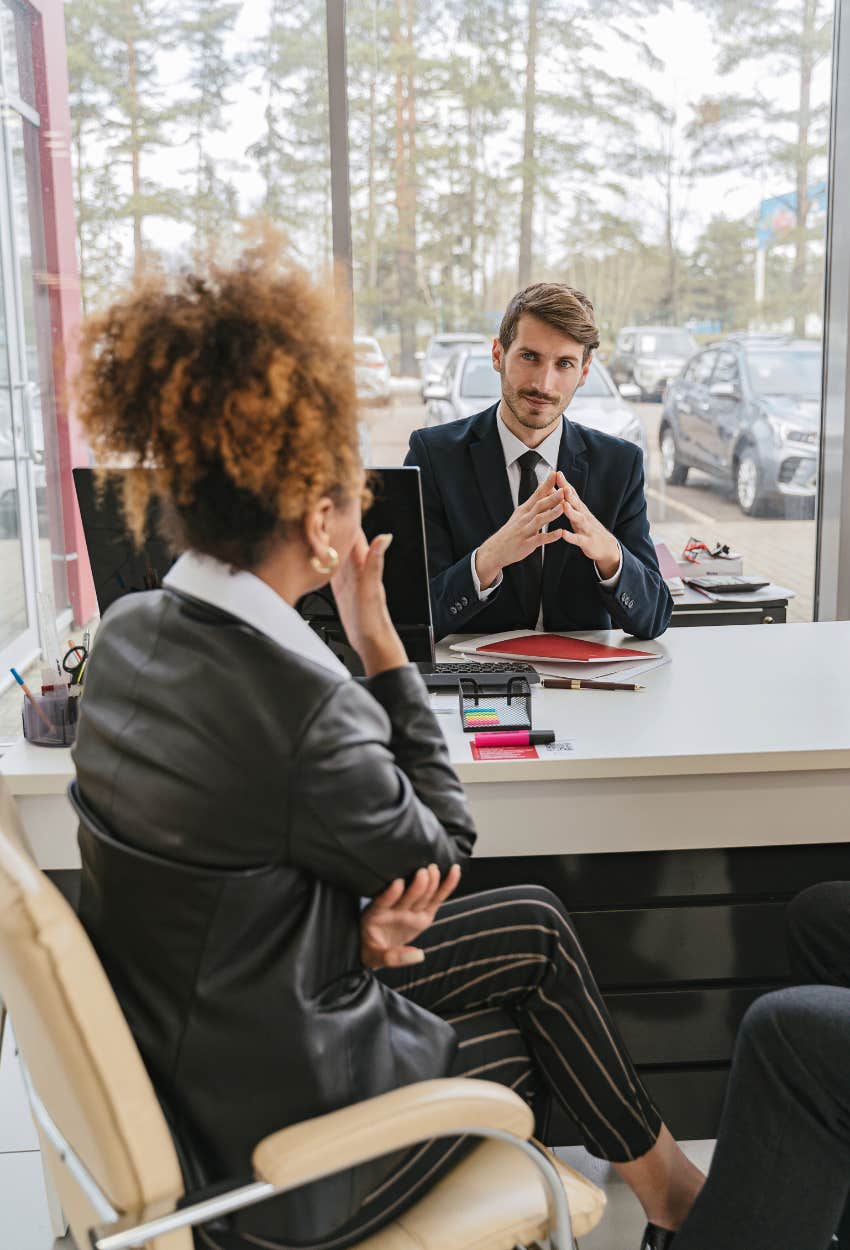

{"left": 164, "top": 550, "right": 351, "bottom": 679}
{"left": 471, "top": 408, "right": 622, "bottom": 626}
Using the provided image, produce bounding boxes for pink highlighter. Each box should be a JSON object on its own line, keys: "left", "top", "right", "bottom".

{"left": 472, "top": 730, "right": 555, "bottom": 748}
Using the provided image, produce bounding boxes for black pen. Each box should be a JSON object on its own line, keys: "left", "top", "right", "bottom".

{"left": 541, "top": 677, "right": 644, "bottom": 692}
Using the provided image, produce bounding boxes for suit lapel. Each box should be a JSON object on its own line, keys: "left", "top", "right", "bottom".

{"left": 542, "top": 419, "right": 590, "bottom": 607}
{"left": 468, "top": 405, "right": 515, "bottom": 534}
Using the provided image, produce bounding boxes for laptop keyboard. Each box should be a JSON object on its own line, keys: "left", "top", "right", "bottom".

{"left": 418, "top": 661, "right": 541, "bottom": 690}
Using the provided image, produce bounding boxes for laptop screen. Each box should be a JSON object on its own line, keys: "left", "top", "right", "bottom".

{"left": 72, "top": 468, "right": 176, "bottom": 614}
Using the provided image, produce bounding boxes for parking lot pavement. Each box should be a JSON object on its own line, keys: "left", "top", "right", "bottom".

{"left": 366, "top": 394, "right": 817, "bottom": 623}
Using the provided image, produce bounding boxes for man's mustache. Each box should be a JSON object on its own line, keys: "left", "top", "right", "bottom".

{"left": 520, "top": 389, "right": 557, "bottom": 403}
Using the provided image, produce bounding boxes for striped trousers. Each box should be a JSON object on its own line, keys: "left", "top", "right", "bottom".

{"left": 246, "top": 884, "right": 662, "bottom": 1250}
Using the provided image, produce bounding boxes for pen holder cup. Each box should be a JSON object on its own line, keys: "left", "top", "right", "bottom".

{"left": 21, "top": 691, "right": 79, "bottom": 747}
{"left": 458, "top": 676, "right": 532, "bottom": 734}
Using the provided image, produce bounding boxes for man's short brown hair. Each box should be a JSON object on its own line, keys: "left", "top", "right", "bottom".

{"left": 498, "top": 283, "right": 600, "bottom": 363}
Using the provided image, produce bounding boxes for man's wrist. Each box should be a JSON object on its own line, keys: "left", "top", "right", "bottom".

{"left": 594, "top": 537, "right": 621, "bottom": 581}
{"left": 474, "top": 542, "right": 502, "bottom": 590}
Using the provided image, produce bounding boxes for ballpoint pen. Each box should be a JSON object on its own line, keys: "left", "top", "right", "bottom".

{"left": 10, "top": 667, "right": 57, "bottom": 731}
{"left": 541, "top": 677, "right": 645, "bottom": 692}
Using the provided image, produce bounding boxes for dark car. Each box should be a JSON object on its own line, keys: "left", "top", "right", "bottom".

{"left": 659, "top": 335, "right": 821, "bottom": 516}
{"left": 609, "top": 326, "right": 697, "bottom": 401}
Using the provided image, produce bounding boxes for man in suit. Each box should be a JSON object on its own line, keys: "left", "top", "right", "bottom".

{"left": 405, "top": 282, "right": 672, "bottom": 641}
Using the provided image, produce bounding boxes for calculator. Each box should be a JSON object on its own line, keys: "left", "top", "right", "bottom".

{"left": 685, "top": 574, "right": 769, "bottom": 593}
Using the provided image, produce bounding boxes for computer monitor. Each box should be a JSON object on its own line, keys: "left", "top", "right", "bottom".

{"left": 73, "top": 467, "right": 436, "bottom": 668}
{"left": 73, "top": 469, "right": 176, "bottom": 615}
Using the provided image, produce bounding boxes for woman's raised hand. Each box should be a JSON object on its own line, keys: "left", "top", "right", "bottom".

{"left": 360, "top": 863, "right": 462, "bottom": 970}
{"left": 331, "top": 530, "right": 407, "bottom": 676}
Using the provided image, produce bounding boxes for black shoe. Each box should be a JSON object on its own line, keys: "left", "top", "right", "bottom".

{"left": 640, "top": 1224, "right": 676, "bottom": 1250}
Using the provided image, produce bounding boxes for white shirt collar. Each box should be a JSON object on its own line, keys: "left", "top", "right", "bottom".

{"left": 496, "top": 404, "right": 564, "bottom": 473}
{"left": 163, "top": 551, "right": 351, "bottom": 680}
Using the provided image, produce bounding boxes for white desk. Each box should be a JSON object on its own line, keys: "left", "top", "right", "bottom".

{"left": 2, "top": 621, "right": 850, "bottom": 867}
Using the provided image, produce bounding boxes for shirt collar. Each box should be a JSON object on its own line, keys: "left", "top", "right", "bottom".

{"left": 163, "top": 551, "right": 351, "bottom": 680}
{"left": 496, "top": 403, "right": 564, "bottom": 473}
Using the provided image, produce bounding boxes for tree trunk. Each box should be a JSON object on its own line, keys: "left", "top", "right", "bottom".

{"left": 517, "top": 0, "right": 538, "bottom": 288}
{"left": 792, "top": 0, "right": 816, "bottom": 337}
{"left": 393, "top": 0, "right": 418, "bottom": 374}
{"left": 366, "top": 68, "right": 379, "bottom": 331}
{"left": 126, "top": 36, "right": 144, "bottom": 275}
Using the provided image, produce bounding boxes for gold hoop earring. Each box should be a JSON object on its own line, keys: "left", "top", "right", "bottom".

{"left": 310, "top": 545, "right": 339, "bottom": 577}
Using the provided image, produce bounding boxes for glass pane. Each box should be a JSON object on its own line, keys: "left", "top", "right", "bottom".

{"left": 0, "top": 0, "right": 35, "bottom": 109}
{"left": 347, "top": 0, "right": 834, "bottom": 623}
{"left": 0, "top": 288, "right": 29, "bottom": 651}
{"left": 6, "top": 109, "right": 69, "bottom": 615}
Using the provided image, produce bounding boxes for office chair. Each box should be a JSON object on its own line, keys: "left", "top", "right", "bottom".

{"left": 0, "top": 821, "right": 605, "bottom": 1250}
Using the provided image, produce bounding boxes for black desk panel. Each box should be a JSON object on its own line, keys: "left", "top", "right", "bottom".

{"left": 459, "top": 842, "right": 850, "bottom": 1142}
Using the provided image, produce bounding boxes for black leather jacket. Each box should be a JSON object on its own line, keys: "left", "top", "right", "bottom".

{"left": 72, "top": 587, "right": 476, "bottom": 1243}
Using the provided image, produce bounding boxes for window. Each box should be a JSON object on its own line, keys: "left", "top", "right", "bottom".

{"left": 691, "top": 352, "right": 719, "bottom": 386}
{"left": 713, "top": 352, "right": 740, "bottom": 387}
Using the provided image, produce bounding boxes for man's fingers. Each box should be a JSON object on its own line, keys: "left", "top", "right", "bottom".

{"left": 534, "top": 529, "right": 567, "bottom": 548}
{"left": 560, "top": 528, "right": 587, "bottom": 547}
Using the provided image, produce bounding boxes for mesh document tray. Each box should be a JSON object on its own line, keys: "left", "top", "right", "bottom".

{"left": 458, "top": 676, "right": 532, "bottom": 733}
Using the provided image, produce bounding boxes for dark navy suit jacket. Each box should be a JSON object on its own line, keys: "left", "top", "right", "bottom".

{"left": 404, "top": 403, "right": 672, "bottom": 641}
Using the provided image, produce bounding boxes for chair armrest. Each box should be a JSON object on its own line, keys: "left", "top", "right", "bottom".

{"left": 253, "top": 1077, "right": 534, "bottom": 1192}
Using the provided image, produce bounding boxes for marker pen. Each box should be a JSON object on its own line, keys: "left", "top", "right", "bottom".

{"left": 473, "top": 730, "right": 555, "bottom": 748}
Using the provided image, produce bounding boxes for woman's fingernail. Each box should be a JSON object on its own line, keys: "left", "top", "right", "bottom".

{"left": 379, "top": 533, "right": 393, "bottom": 551}
{"left": 404, "top": 949, "right": 425, "bottom": 964}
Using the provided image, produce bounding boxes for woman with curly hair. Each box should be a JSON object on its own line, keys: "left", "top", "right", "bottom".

{"left": 71, "top": 239, "right": 702, "bottom": 1250}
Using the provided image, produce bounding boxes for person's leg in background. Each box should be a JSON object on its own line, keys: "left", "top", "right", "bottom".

{"left": 786, "top": 881, "right": 850, "bottom": 988}
{"left": 786, "top": 881, "right": 850, "bottom": 1246}
{"left": 381, "top": 885, "right": 704, "bottom": 1246}
{"left": 673, "top": 985, "right": 850, "bottom": 1250}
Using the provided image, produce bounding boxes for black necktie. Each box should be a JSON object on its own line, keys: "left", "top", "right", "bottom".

{"left": 517, "top": 449, "right": 543, "bottom": 628}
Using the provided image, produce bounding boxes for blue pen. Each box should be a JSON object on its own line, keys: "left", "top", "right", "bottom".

{"left": 10, "top": 668, "right": 55, "bottom": 732}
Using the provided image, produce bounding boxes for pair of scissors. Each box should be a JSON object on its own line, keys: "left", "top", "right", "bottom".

{"left": 62, "top": 641, "right": 89, "bottom": 685}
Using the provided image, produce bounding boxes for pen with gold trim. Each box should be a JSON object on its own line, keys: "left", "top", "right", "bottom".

{"left": 541, "top": 677, "right": 645, "bottom": 692}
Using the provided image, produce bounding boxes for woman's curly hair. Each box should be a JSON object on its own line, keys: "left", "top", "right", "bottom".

{"left": 75, "top": 236, "right": 363, "bottom": 569}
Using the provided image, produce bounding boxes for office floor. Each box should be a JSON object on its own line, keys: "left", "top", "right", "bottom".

{"left": 0, "top": 1017, "right": 715, "bottom": 1250}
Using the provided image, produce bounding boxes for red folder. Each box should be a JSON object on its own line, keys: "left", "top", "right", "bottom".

{"left": 471, "top": 635, "right": 656, "bottom": 663}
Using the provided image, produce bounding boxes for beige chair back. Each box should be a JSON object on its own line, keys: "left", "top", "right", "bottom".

{"left": 0, "top": 822, "right": 190, "bottom": 1250}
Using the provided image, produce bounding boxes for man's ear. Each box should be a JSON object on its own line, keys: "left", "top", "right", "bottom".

{"left": 492, "top": 338, "right": 503, "bottom": 371}
{"left": 578, "top": 353, "right": 592, "bottom": 387}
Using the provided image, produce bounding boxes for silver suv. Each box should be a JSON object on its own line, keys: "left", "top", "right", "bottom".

{"left": 609, "top": 326, "right": 697, "bottom": 402}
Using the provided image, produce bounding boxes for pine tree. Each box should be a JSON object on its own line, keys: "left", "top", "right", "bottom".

{"left": 687, "top": 0, "right": 833, "bottom": 335}
{"left": 177, "top": 0, "right": 243, "bottom": 252}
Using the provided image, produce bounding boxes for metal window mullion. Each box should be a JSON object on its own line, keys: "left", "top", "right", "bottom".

{"left": 325, "top": 0, "right": 353, "bottom": 319}
{"left": 815, "top": 0, "right": 850, "bottom": 620}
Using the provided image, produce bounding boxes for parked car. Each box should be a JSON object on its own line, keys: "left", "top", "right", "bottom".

{"left": 354, "top": 335, "right": 391, "bottom": 407}
{"left": 609, "top": 326, "right": 697, "bottom": 401}
{"left": 418, "top": 332, "right": 489, "bottom": 400}
{"left": 424, "top": 349, "right": 646, "bottom": 455}
{"left": 658, "top": 334, "right": 821, "bottom": 516}
{"left": 0, "top": 419, "right": 46, "bottom": 540}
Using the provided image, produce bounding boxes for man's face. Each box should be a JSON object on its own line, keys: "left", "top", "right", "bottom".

{"left": 493, "top": 313, "right": 591, "bottom": 435}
